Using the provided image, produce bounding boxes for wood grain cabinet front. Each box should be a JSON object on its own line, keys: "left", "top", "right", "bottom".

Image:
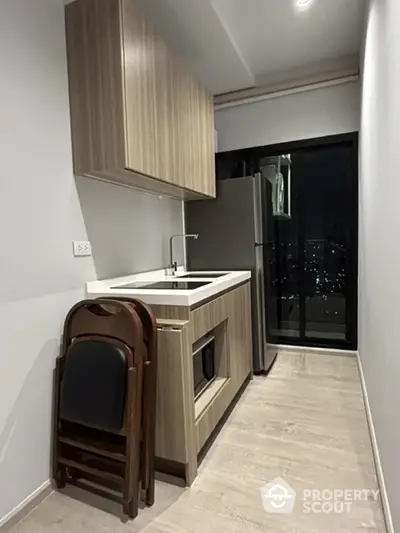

{"left": 65, "top": 0, "right": 216, "bottom": 200}
{"left": 153, "top": 282, "right": 252, "bottom": 486}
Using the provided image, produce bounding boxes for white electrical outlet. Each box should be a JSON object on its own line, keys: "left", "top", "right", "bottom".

{"left": 73, "top": 241, "right": 92, "bottom": 257}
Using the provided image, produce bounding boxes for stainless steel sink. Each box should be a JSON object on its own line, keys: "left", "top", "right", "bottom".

{"left": 111, "top": 281, "right": 211, "bottom": 290}
{"left": 176, "top": 273, "right": 227, "bottom": 279}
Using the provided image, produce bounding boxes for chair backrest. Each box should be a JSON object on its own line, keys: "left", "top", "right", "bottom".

{"left": 62, "top": 299, "right": 145, "bottom": 365}
{"left": 104, "top": 298, "right": 158, "bottom": 364}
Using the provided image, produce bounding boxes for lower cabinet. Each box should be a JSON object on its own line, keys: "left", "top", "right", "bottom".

{"left": 154, "top": 282, "right": 252, "bottom": 485}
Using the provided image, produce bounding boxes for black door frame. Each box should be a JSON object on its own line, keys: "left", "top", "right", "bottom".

{"left": 217, "top": 132, "right": 359, "bottom": 350}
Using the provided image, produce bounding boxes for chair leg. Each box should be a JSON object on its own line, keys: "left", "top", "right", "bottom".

{"left": 124, "top": 298, "right": 157, "bottom": 503}
{"left": 53, "top": 358, "right": 65, "bottom": 489}
{"left": 141, "top": 361, "right": 151, "bottom": 492}
{"left": 145, "top": 458, "right": 155, "bottom": 506}
{"left": 127, "top": 448, "right": 140, "bottom": 519}
{"left": 123, "top": 500, "right": 139, "bottom": 519}
{"left": 145, "top": 407, "right": 156, "bottom": 507}
{"left": 55, "top": 464, "right": 67, "bottom": 489}
{"left": 123, "top": 364, "right": 143, "bottom": 518}
{"left": 103, "top": 298, "right": 157, "bottom": 512}
{"left": 144, "top": 362, "right": 156, "bottom": 506}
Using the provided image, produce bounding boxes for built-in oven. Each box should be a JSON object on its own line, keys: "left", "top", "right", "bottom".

{"left": 192, "top": 335, "right": 216, "bottom": 399}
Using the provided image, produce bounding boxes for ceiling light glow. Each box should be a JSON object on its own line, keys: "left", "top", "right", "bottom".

{"left": 296, "top": 0, "right": 313, "bottom": 9}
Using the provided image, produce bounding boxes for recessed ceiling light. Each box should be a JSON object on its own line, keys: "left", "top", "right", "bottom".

{"left": 296, "top": 0, "right": 313, "bottom": 10}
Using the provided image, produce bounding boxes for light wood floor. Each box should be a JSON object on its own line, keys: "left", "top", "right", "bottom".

{"left": 10, "top": 352, "right": 386, "bottom": 533}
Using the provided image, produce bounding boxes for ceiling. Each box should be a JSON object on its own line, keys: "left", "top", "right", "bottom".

{"left": 137, "top": 0, "right": 364, "bottom": 95}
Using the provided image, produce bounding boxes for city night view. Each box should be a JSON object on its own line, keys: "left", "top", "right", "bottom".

{"left": 265, "top": 143, "right": 355, "bottom": 345}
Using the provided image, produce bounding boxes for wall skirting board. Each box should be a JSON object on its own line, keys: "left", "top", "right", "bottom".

{"left": 357, "top": 354, "right": 394, "bottom": 533}
{"left": 0, "top": 481, "right": 52, "bottom": 532}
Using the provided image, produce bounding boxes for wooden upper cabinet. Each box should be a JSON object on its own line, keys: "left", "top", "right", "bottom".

{"left": 65, "top": 0, "right": 215, "bottom": 200}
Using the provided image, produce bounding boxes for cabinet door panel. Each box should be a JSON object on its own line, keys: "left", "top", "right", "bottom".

{"left": 163, "top": 53, "right": 186, "bottom": 187}
{"left": 174, "top": 58, "right": 193, "bottom": 189}
{"left": 121, "top": 0, "right": 158, "bottom": 177}
{"left": 204, "top": 90, "right": 216, "bottom": 197}
{"left": 197, "top": 83, "right": 214, "bottom": 196}
{"left": 155, "top": 37, "right": 175, "bottom": 183}
{"left": 186, "top": 73, "right": 199, "bottom": 193}
{"left": 175, "top": 67, "right": 215, "bottom": 196}
{"left": 66, "top": 0, "right": 126, "bottom": 175}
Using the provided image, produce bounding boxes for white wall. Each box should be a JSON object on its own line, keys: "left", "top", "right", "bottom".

{"left": 215, "top": 81, "right": 360, "bottom": 152}
{"left": 0, "top": 0, "right": 183, "bottom": 524}
{"left": 359, "top": 0, "right": 399, "bottom": 531}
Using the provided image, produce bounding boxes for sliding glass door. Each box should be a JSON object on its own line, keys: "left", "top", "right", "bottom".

{"left": 298, "top": 144, "right": 355, "bottom": 343}
{"left": 263, "top": 137, "right": 358, "bottom": 349}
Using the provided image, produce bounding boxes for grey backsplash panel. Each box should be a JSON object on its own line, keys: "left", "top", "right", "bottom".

{"left": 75, "top": 176, "right": 184, "bottom": 279}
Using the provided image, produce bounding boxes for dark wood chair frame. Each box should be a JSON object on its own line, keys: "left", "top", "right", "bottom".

{"left": 53, "top": 298, "right": 157, "bottom": 518}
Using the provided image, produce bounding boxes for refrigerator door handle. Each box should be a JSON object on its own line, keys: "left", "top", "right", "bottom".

{"left": 253, "top": 173, "right": 263, "bottom": 245}
{"left": 255, "top": 245, "right": 267, "bottom": 360}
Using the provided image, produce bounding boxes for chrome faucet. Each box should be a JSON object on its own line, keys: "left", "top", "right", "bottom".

{"left": 169, "top": 234, "right": 199, "bottom": 275}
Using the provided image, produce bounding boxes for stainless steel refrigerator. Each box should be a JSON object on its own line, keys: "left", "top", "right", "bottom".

{"left": 185, "top": 174, "right": 277, "bottom": 373}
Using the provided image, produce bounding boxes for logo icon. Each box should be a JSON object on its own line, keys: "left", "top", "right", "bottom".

{"left": 260, "top": 477, "right": 296, "bottom": 514}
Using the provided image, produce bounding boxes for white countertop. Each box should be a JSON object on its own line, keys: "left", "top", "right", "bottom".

{"left": 86, "top": 268, "right": 251, "bottom": 307}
